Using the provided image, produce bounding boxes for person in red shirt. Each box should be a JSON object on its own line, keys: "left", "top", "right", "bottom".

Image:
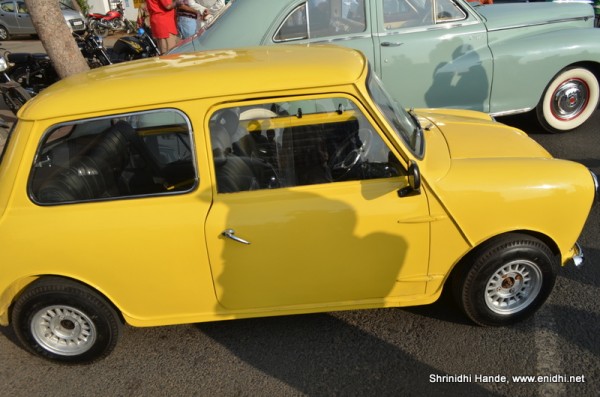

{"left": 147, "top": 0, "right": 178, "bottom": 54}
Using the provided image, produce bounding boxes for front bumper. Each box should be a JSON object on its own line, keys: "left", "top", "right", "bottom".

{"left": 567, "top": 242, "right": 584, "bottom": 268}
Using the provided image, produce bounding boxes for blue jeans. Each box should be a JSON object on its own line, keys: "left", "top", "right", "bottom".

{"left": 177, "top": 16, "right": 197, "bottom": 39}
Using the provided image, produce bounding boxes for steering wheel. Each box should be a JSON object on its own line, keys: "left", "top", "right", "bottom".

{"left": 328, "top": 128, "right": 373, "bottom": 181}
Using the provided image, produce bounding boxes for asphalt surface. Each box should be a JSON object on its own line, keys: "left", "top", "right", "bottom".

{"left": 0, "top": 38, "right": 599, "bottom": 397}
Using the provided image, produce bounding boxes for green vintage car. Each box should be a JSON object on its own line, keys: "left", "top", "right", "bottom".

{"left": 171, "top": 0, "right": 600, "bottom": 133}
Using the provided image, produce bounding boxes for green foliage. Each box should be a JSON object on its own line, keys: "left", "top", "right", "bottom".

{"left": 75, "top": 0, "right": 89, "bottom": 14}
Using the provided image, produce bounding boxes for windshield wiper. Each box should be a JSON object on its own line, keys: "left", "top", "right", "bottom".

{"left": 408, "top": 108, "right": 425, "bottom": 155}
{"left": 408, "top": 108, "right": 433, "bottom": 131}
{"left": 408, "top": 108, "right": 423, "bottom": 131}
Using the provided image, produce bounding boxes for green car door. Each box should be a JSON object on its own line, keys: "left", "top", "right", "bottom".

{"left": 373, "top": 0, "right": 493, "bottom": 111}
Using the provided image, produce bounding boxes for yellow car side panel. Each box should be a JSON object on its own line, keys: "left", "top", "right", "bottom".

{"left": 432, "top": 158, "right": 594, "bottom": 261}
{"left": 0, "top": 46, "right": 595, "bottom": 330}
{"left": 205, "top": 180, "right": 431, "bottom": 311}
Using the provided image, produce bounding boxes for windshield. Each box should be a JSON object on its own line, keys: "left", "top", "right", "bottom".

{"left": 59, "top": 1, "right": 74, "bottom": 11}
{"left": 168, "top": 0, "right": 235, "bottom": 54}
{"left": 367, "top": 72, "right": 424, "bottom": 158}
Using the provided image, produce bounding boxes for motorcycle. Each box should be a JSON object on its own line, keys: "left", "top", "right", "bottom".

{"left": 7, "top": 28, "right": 158, "bottom": 98}
{"left": 110, "top": 28, "right": 160, "bottom": 61}
{"left": 7, "top": 30, "right": 113, "bottom": 98}
{"left": 75, "top": 29, "right": 112, "bottom": 68}
{"left": 87, "top": 1, "right": 135, "bottom": 37}
{"left": 0, "top": 49, "right": 32, "bottom": 115}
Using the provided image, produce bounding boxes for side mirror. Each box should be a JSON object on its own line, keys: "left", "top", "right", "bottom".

{"left": 398, "top": 160, "right": 421, "bottom": 198}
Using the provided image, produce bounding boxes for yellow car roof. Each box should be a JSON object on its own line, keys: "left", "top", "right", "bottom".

{"left": 19, "top": 45, "right": 367, "bottom": 121}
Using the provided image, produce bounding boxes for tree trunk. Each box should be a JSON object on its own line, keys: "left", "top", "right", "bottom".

{"left": 24, "top": 0, "right": 89, "bottom": 79}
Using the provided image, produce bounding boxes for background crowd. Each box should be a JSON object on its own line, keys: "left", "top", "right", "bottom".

{"left": 137, "top": 0, "right": 225, "bottom": 54}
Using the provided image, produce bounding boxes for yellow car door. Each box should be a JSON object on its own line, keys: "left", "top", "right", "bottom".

{"left": 205, "top": 96, "right": 431, "bottom": 310}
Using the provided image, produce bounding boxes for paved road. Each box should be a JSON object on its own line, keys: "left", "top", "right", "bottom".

{"left": 0, "top": 42, "right": 599, "bottom": 396}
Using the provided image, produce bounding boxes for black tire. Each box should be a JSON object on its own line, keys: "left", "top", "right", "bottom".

{"left": 125, "top": 19, "right": 136, "bottom": 34}
{"left": 536, "top": 67, "right": 600, "bottom": 133}
{"left": 2, "top": 85, "right": 31, "bottom": 115}
{"left": 94, "top": 25, "right": 109, "bottom": 38}
{"left": 0, "top": 25, "right": 10, "bottom": 40}
{"left": 452, "top": 233, "right": 558, "bottom": 326}
{"left": 11, "top": 277, "right": 121, "bottom": 364}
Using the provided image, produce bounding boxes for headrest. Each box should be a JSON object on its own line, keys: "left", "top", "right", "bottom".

{"left": 214, "top": 109, "right": 239, "bottom": 135}
{"left": 211, "top": 125, "right": 232, "bottom": 166}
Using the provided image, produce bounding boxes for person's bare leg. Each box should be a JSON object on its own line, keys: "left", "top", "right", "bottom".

{"left": 166, "top": 33, "right": 179, "bottom": 52}
{"left": 157, "top": 38, "right": 168, "bottom": 54}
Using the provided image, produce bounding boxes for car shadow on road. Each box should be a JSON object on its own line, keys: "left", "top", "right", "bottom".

{"left": 402, "top": 286, "right": 473, "bottom": 326}
{"left": 0, "top": 322, "right": 19, "bottom": 346}
{"left": 496, "top": 113, "right": 543, "bottom": 135}
{"left": 196, "top": 312, "right": 498, "bottom": 396}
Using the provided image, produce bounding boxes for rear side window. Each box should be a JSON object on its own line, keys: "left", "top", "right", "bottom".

{"left": 29, "top": 110, "right": 197, "bottom": 204}
{"left": 382, "top": 0, "right": 466, "bottom": 29}
{"left": 274, "top": 0, "right": 367, "bottom": 42}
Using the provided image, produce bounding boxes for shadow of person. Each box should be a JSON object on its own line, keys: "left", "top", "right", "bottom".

{"left": 200, "top": 181, "right": 496, "bottom": 394}
{"left": 208, "top": 184, "right": 429, "bottom": 311}
{"left": 425, "top": 41, "right": 490, "bottom": 111}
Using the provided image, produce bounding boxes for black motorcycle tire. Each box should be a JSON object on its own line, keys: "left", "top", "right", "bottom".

{"left": 125, "top": 20, "right": 136, "bottom": 34}
{"left": 94, "top": 25, "right": 109, "bottom": 38}
{"left": 3, "top": 85, "right": 32, "bottom": 115}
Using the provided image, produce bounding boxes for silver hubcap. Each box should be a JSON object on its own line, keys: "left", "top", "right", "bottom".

{"left": 485, "top": 260, "right": 543, "bottom": 315}
{"left": 551, "top": 78, "right": 589, "bottom": 121}
{"left": 31, "top": 305, "right": 96, "bottom": 356}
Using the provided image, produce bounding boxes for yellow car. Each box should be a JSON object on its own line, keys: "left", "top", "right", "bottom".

{"left": 0, "top": 45, "right": 596, "bottom": 363}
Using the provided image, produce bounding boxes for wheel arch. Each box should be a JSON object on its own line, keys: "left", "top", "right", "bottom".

{"left": 3, "top": 275, "right": 125, "bottom": 327}
{"left": 445, "top": 229, "right": 560, "bottom": 289}
{"left": 540, "top": 60, "right": 600, "bottom": 100}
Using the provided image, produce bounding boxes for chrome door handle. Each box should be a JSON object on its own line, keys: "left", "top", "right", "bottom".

{"left": 381, "top": 42, "right": 403, "bottom": 47}
{"left": 221, "top": 229, "right": 251, "bottom": 245}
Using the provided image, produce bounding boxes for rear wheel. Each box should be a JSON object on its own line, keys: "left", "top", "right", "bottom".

{"left": 536, "top": 67, "right": 600, "bottom": 133}
{"left": 0, "top": 25, "right": 10, "bottom": 40}
{"left": 11, "top": 277, "right": 121, "bottom": 363}
{"left": 93, "top": 24, "right": 109, "bottom": 38}
{"left": 452, "top": 234, "right": 558, "bottom": 326}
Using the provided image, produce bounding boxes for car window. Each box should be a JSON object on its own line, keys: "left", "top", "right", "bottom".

{"left": 29, "top": 110, "right": 197, "bottom": 204}
{"left": 1, "top": 2, "right": 15, "bottom": 13}
{"left": 435, "top": 0, "right": 466, "bottom": 22}
{"left": 367, "top": 72, "right": 424, "bottom": 157}
{"left": 209, "top": 97, "right": 402, "bottom": 193}
{"left": 274, "top": 0, "right": 367, "bottom": 42}
{"left": 16, "top": 1, "right": 26, "bottom": 14}
{"left": 382, "top": 0, "right": 465, "bottom": 29}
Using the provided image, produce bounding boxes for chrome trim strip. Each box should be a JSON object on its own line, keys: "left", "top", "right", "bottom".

{"left": 590, "top": 170, "right": 599, "bottom": 202}
{"left": 489, "top": 107, "right": 534, "bottom": 117}
{"left": 487, "top": 17, "right": 592, "bottom": 33}
{"left": 374, "top": 20, "right": 481, "bottom": 37}
{"left": 311, "top": 34, "right": 373, "bottom": 44}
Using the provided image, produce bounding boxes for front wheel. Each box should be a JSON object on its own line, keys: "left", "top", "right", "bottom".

{"left": 536, "top": 67, "right": 600, "bottom": 133}
{"left": 11, "top": 277, "right": 122, "bottom": 363}
{"left": 452, "top": 233, "right": 558, "bottom": 326}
